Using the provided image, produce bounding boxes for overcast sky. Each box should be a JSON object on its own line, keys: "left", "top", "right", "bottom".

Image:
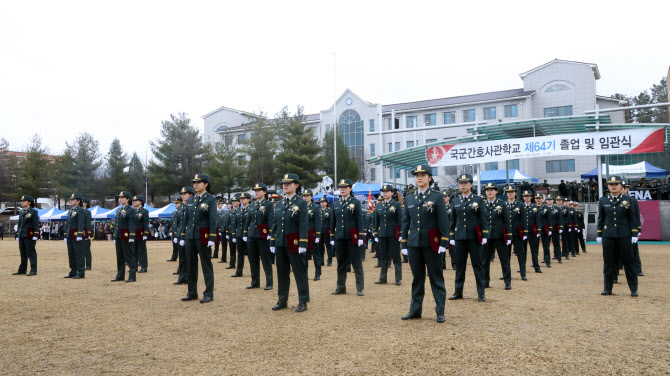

{"left": 1, "top": 0, "right": 668, "bottom": 160}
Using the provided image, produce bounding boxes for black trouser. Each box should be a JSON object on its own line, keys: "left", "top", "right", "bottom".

{"left": 248, "top": 237, "right": 273, "bottom": 287}
{"left": 448, "top": 244, "right": 455, "bottom": 269}
{"left": 540, "top": 233, "right": 551, "bottom": 266}
{"left": 114, "top": 239, "right": 135, "bottom": 280}
{"left": 378, "top": 237, "right": 401, "bottom": 283}
{"left": 213, "top": 241, "right": 219, "bottom": 258}
{"left": 569, "top": 230, "right": 577, "bottom": 255}
{"left": 602, "top": 237, "right": 637, "bottom": 292}
{"left": 577, "top": 230, "right": 586, "bottom": 253}
{"left": 408, "top": 246, "right": 445, "bottom": 316}
{"left": 311, "top": 242, "right": 323, "bottom": 277}
{"left": 484, "top": 238, "right": 510, "bottom": 286}
{"left": 632, "top": 242, "right": 642, "bottom": 274}
{"left": 67, "top": 239, "right": 85, "bottom": 276}
{"left": 134, "top": 239, "right": 148, "bottom": 269}
{"left": 360, "top": 242, "right": 366, "bottom": 261}
{"left": 335, "top": 239, "right": 364, "bottom": 292}
{"left": 220, "top": 236, "right": 228, "bottom": 262}
{"left": 561, "top": 231, "right": 571, "bottom": 258}
{"left": 84, "top": 239, "right": 92, "bottom": 269}
{"left": 235, "top": 238, "right": 246, "bottom": 276}
{"left": 551, "top": 231, "right": 562, "bottom": 262}
{"left": 228, "top": 238, "right": 237, "bottom": 268}
{"left": 275, "top": 246, "right": 309, "bottom": 304}
{"left": 323, "top": 234, "right": 333, "bottom": 262}
{"left": 18, "top": 237, "right": 37, "bottom": 273}
{"left": 522, "top": 234, "right": 541, "bottom": 272}
{"left": 177, "top": 242, "right": 187, "bottom": 282}
{"left": 185, "top": 239, "right": 214, "bottom": 299}
{"left": 170, "top": 238, "right": 179, "bottom": 260}
{"left": 454, "top": 239, "right": 485, "bottom": 296}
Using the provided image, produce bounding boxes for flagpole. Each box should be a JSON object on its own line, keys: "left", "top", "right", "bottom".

{"left": 333, "top": 53, "right": 337, "bottom": 189}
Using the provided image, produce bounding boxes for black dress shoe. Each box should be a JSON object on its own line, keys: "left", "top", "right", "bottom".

{"left": 401, "top": 312, "right": 421, "bottom": 320}
{"left": 357, "top": 291, "right": 364, "bottom": 296}
{"left": 64, "top": 275, "right": 74, "bottom": 278}
{"left": 478, "top": 295, "right": 486, "bottom": 302}
{"left": 272, "top": 302, "right": 287, "bottom": 310}
{"left": 332, "top": 289, "right": 346, "bottom": 295}
{"left": 314, "top": 275, "right": 320, "bottom": 281}
{"left": 535, "top": 269, "right": 542, "bottom": 273}
{"left": 231, "top": 274, "right": 242, "bottom": 277}
{"left": 521, "top": 277, "right": 528, "bottom": 281}
{"left": 505, "top": 284, "right": 512, "bottom": 290}
{"left": 546, "top": 264, "right": 551, "bottom": 268}
{"left": 111, "top": 277, "right": 123, "bottom": 282}
{"left": 246, "top": 285, "right": 260, "bottom": 289}
{"left": 374, "top": 280, "right": 387, "bottom": 284}
{"left": 167, "top": 259, "right": 177, "bottom": 262}
{"left": 541, "top": 260, "right": 545, "bottom": 263}
{"left": 218, "top": 260, "right": 226, "bottom": 263}
{"left": 225, "top": 266, "right": 235, "bottom": 269}
{"left": 264, "top": 285, "right": 273, "bottom": 290}
{"left": 172, "top": 272, "right": 179, "bottom": 275}
{"left": 613, "top": 280, "right": 618, "bottom": 284}
{"left": 395, "top": 281, "right": 402, "bottom": 286}
{"left": 181, "top": 295, "right": 198, "bottom": 301}
{"left": 85, "top": 267, "right": 91, "bottom": 270}
{"left": 295, "top": 303, "right": 307, "bottom": 312}
{"left": 448, "top": 293, "right": 463, "bottom": 300}
{"left": 173, "top": 280, "right": 185, "bottom": 285}
{"left": 631, "top": 291, "right": 638, "bottom": 297}
{"left": 200, "top": 296, "right": 213, "bottom": 303}
{"left": 558, "top": 260, "right": 562, "bottom": 264}
{"left": 552, "top": 257, "right": 557, "bottom": 260}
{"left": 27, "top": 271, "right": 36, "bottom": 276}
{"left": 125, "top": 278, "right": 135, "bottom": 283}
{"left": 499, "top": 277, "right": 504, "bottom": 280}
{"left": 485, "top": 283, "right": 490, "bottom": 288}
{"left": 72, "top": 275, "right": 84, "bottom": 279}
{"left": 375, "top": 265, "right": 381, "bottom": 268}
{"left": 638, "top": 272, "right": 644, "bottom": 277}
{"left": 436, "top": 314, "right": 445, "bottom": 323}
{"left": 12, "top": 272, "right": 26, "bottom": 275}
{"left": 138, "top": 268, "right": 147, "bottom": 273}
{"left": 601, "top": 290, "right": 612, "bottom": 295}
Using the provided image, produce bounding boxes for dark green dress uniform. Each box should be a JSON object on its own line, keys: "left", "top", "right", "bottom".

{"left": 232, "top": 193, "right": 250, "bottom": 277}
{"left": 519, "top": 192, "right": 542, "bottom": 277}
{"left": 130, "top": 197, "right": 150, "bottom": 272}
{"left": 566, "top": 204, "right": 577, "bottom": 257}
{"left": 182, "top": 175, "right": 218, "bottom": 301}
{"left": 624, "top": 192, "right": 642, "bottom": 275}
{"left": 330, "top": 179, "right": 366, "bottom": 295}
{"left": 504, "top": 187, "right": 523, "bottom": 268}
{"left": 15, "top": 195, "right": 39, "bottom": 275}
{"left": 169, "top": 198, "right": 182, "bottom": 262}
{"left": 556, "top": 198, "right": 571, "bottom": 260}
{"left": 573, "top": 204, "right": 587, "bottom": 254}
{"left": 400, "top": 168, "right": 450, "bottom": 318}
{"left": 372, "top": 197, "right": 384, "bottom": 266}
{"left": 373, "top": 185, "right": 403, "bottom": 285}
{"left": 545, "top": 198, "right": 564, "bottom": 264}
{"left": 217, "top": 203, "right": 228, "bottom": 263}
{"left": 481, "top": 188, "right": 512, "bottom": 289}
{"left": 270, "top": 174, "right": 310, "bottom": 307}
{"left": 112, "top": 192, "right": 136, "bottom": 282}
{"left": 82, "top": 197, "right": 93, "bottom": 270}
{"left": 64, "top": 193, "right": 86, "bottom": 278}
{"left": 535, "top": 195, "right": 552, "bottom": 268}
{"left": 597, "top": 176, "right": 638, "bottom": 295}
{"left": 449, "top": 175, "right": 489, "bottom": 300}
{"left": 175, "top": 189, "right": 193, "bottom": 284}
{"left": 225, "top": 197, "right": 239, "bottom": 269}
{"left": 212, "top": 197, "right": 224, "bottom": 259}
{"left": 245, "top": 184, "right": 274, "bottom": 289}
{"left": 315, "top": 197, "right": 333, "bottom": 267}
{"left": 303, "top": 190, "right": 321, "bottom": 276}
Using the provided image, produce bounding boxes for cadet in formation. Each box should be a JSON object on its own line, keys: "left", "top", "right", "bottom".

{"left": 573, "top": 202, "right": 587, "bottom": 255}
{"left": 270, "top": 173, "right": 309, "bottom": 312}
{"left": 565, "top": 199, "right": 577, "bottom": 257}
{"left": 482, "top": 183, "right": 512, "bottom": 290}
{"left": 231, "top": 192, "right": 250, "bottom": 278}
{"left": 111, "top": 191, "right": 136, "bottom": 282}
{"left": 82, "top": 197, "right": 93, "bottom": 270}
{"left": 174, "top": 188, "right": 194, "bottom": 285}
{"left": 330, "top": 178, "right": 366, "bottom": 297}
{"left": 621, "top": 182, "right": 642, "bottom": 276}
{"left": 441, "top": 190, "right": 454, "bottom": 270}
{"left": 13, "top": 195, "right": 39, "bottom": 276}
{"left": 373, "top": 184, "right": 402, "bottom": 286}
{"left": 597, "top": 176, "right": 638, "bottom": 297}
{"left": 245, "top": 183, "right": 274, "bottom": 290}
{"left": 544, "top": 195, "right": 564, "bottom": 265}
{"left": 212, "top": 196, "right": 225, "bottom": 259}
{"left": 225, "top": 195, "right": 240, "bottom": 269}
{"left": 64, "top": 193, "right": 86, "bottom": 279}
{"left": 302, "top": 189, "right": 321, "bottom": 278}
{"left": 401, "top": 166, "right": 449, "bottom": 322}
{"left": 555, "top": 196, "right": 571, "bottom": 261}
{"left": 217, "top": 198, "right": 231, "bottom": 264}
{"left": 504, "top": 186, "right": 523, "bottom": 276}
{"left": 180, "top": 174, "right": 217, "bottom": 303}
{"left": 315, "top": 196, "right": 333, "bottom": 269}
{"left": 130, "top": 195, "right": 150, "bottom": 273}
{"left": 168, "top": 197, "right": 182, "bottom": 262}
{"left": 519, "top": 190, "right": 542, "bottom": 278}
{"left": 372, "top": 196, "right": 384, "bottom": 267}
{"left": 534, "top": 193, "right": 552, "bottom": 268}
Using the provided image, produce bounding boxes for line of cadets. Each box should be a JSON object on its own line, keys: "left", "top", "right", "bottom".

{"left": 11, "top": 169, "right": 643, "bottom": 321}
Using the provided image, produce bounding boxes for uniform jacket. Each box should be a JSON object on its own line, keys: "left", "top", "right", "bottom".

{"left": 182, "top": 192, "right": 218, "bottom": 241}
{"left": 482, "top": 197, "right": 511, "bottom": 240}
{"left": 546, "top": 205, "right": 564, "bottom": 232}
{"left": 232, "top": 205, "right": 249, "bottom": 238}
{"left": 373, "top": 199, "right": 402, "bottom": 238}
{"left": 113, "top": 204, "right": 132, "bottom": 240}
{"left": 271, "top": 194, "right": 308, "bottom": 249}
{"left": 449, "top": 192, "right": 489, "bottom": 241}
{"left": 129, "top": 206, "right": 150, "bottom": 240}
{"left": 597, "top": 194, "right": 638, "bottom": 239}
{"left": 402, "top": 187, "right": 450, "bottom": 247}
{"left": 84, "top": 209, "right": 93, "bottom": 239}
{"left": 171, "top": 205, "right": 182, "bottom": 238}
{"left": 245, "top": 198, "right": 274, "bottom": 239}
{"left": 17, "top": 207, "right": 39, "bottom": 238}
{"left": 65, "top": 205, "right": 86, "bottom": 240}
{"left": 315, "top": 206, "right": 332, "bottom": 239}
{"left": 330, "top": 196, "right": 365, "bottom": 242}
{"left": 520, "top": 202, "right": 542, "bottom": 235}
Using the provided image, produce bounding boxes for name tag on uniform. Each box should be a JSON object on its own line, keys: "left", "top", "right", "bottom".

{"left": 407, "top": 205, "right": 415, "bottom": 209}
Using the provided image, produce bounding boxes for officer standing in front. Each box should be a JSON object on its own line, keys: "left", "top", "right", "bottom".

{"left": 270, "top": 173, "right": 310, "bottom": 312}
{"left": 81, "top": 197, "right": 93, "bottom": 270}
{"left": 504, "top": 186, "right": 523, "bottom": 267}
{"left": 130, "top": 195, "right": 150, "bottom": 273}
{"left": 64, "top": 193, "right": 86, "bottom": 279}
{"left": 111, "top": 191, "right": 136, "bottom": 283}
{"left": 14, "top": 195, "right": 39, "bottom": 276}
{"left": 330, "top": 179, "right": 366, "bottom": 296}
{"left": 621, "top": 183, "right": 641, "bottom": 275}
{"left": 400, "top": 166, "right": 449, "bottom": 322}
{"left": 597, "top": 176, "right": 638, "bottom": 297}
{"left": 373, "top": 184, "right": 403, "bottom": 286}
{"left": 245, "top": 183, "right": 274, "bottom": 290}
{"left": 449, "top": 174, "right": 489, "bottom": 302}
{"left": 181, "top": 174, "right": 217, "bottom": 303}
{"left": 482, "top": 183, "right": 512, "bottom": 290}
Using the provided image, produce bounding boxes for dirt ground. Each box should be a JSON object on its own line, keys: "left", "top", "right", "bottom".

{"left": 0, "top": 240, "right": 668, "bottom": 375}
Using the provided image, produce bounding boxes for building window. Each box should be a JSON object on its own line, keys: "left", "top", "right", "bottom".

{"left": 237, "top": 134, "right": 246, "bottom": 142}
{"left": 395, "top": 168, "right": 401, "bottom": 179}
{"left": 388, "top": 143, "right": 393, "bottom": 152}
{"left": 484, "top": 162, "right": 498, "bottom": 170}
{"left": 424, "top": 113, "right": 436, "bottom": 126}
{"left": 546, "top": 159, "right": 575, "bottom": 173}
{"left": 545, "top": 84, "right": 571, "bottom": 93}
{"left": 463, "top": 109, "right": 475, "bottom": 122}
{"left": 483, "top": 107, "right": 496, "bottom": 120}
{"left": 426, "top": 138, "right": 437, "bottom": 144}
{"left": 406, "top": 141, "right": 414, "bottom": 148}
{"left": 386, "top": 118, "right": 392, "bottom": 130}
{"left": 394, "top": 142, "right": 400, "bottom": 151}
{"left": 406, "top": 116, "right": 416, "bottom": 129}
{"left": 369, "top": 143, "right": 375, "bottom": 157}
{"left": 394, "top": 118, "right": 400, "bottom": 129}
{"left": 509, "top": 159, "right": 519, "bottom": 169}
{"left": 443, "top": 112, "right": 455, "bottom": 124}
{"left": 504, "top": 105, "right": 518, "bottom": 118}
{"left": 544, "top": 106, "right": 573, "bottom": 117}
{"left": 325, "top": 124, "right": 331, "bottom": 134}
{"left": 369, "top": 119, "right": 374, "bottom": 132}
{"left": 338, "top": 109, "right": 365, "bottom": 170}
{"left": 371, "top": 168, "right": 376, "bottom": 180}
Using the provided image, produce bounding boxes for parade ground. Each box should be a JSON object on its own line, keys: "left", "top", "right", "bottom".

{"left": 0, "top": 240, "right": 668, "bottom": 375}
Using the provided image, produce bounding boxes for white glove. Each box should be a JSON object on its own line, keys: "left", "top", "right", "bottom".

{"left": 638, "top": 233, "right": 642, "bottom": 238}
{"left": 298, "top": 247, "right": 306, "bottom": 254}
{"left": 548, "top": 231, "right": 552, "bottom": 236}
{"left": 450, "top": 240, "right": 455, "bottom": 246}
{"left": 559, "top": 229, "right": 563, "bottom": 233}
{"left": 568, "top": 228, "right": 571, "bottom": 232}
{"left": 358, "top": 239, "right": 364, "bottom": 247}
{"left": 173, "top": 238, "right": 178, "bottom": 244}
{"left": 226, "top": 235, "right": 230, "bottom": 240}
{"left": 401, "top": 248, "right": 408, "bottom": 256}
{"left": 76, "top": 236, "right": 82, "bottom": 241}
{"left": 32, "top": 237, "right": 38, "bottom": 241}
{"left": 481, "top": 238, "right": 488, "bottom": 245}
{"left": 537, "top": 234, "right": 541, "bottom": 238}
{"left": 315, "top": 238, "right": 320, "bottom": 244}
{"left": 438, "top": 246, "right": 446, "bottom": 254}
{"left": 179, "top": 240, "right": 185, "bottom": 246}
{"left": 113, "top": 240, "right": 116, "bottom": 244}
{"left": 576, "top": 229, "right": 581, "bottom": 233}
{"left": 64, "top": 239, "right": 68, "bottom": 243}
{"left": 207, "top": 241, "right": 215, "bottom": 247}
{"left": 596, "top": 237, "right": 602, "bottom": 243}
{"left": 267, "top": 235, "right": 271, "bottom": 240}
{"left": 631, "top": 237, "right": 638, "bottom": 244}
{"left": 270, "top": 246, "right": 276, "bottom": 254}
{"left": 506, "top": 240, "right": 511, "bottom": 246}
{"left": 143, "top": 236, "right": 147, "bottom": 240}
{"left": 523, "top": 236, "right": 528, "bottom": 240}
{"left": 16, "top": 238, "right": 19, "bottom": 241}
{"left": 232, "top": 238, "right": 237, "bottom": 243}
{"left": 243, "top": 237, "right": 247, "bottom": 242}
{"left": 330, "top": 240, "right": 334, "bottom": 246}
{"left": 373, "top": 237, "right": 378, "bottom": 242}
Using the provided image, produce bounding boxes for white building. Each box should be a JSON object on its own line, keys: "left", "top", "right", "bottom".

{"left": 202, "top": 59, "right": 627, "bottom": 186}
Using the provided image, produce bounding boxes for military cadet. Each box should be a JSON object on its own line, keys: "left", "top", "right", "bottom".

{"left": 448, "top": 174, "right": 489, "bottom": 302}
{"left": 268, "top": 193, "right": 280, "bottom": 265}
{"left": 621, "top": 183, "right": 641, "bottom": 276}
{"left": 270, "top": 173, "right": 309, "bottom": 312}
{"left": 535, "top": 193, "right": 552, "bottom": 268}
{"left": 372, "top": 196, "right": 384, "bottom": 267}
{"left": 400, "top": 166, "right": 449, "bottom": 322}
{"left": 225, "top": 195, "right": 240, "bottom": 270}
{"left": 565, "top": 200, "right": 578, "bottom": 257}
{"left": 217, "top": 199, "right": 231, "bottom": 264}
{"left": 544, "top": 195, "right": 564, "bottom": 264}
{"left": 597, "top": 176, "right": 638, "bottom": 297}
{"left": 573, "top": 202, "right": 587, "bottom": 255}
{"left": 231, "top": 192, "right": 251, "bottom": 278}
{"left": 212, "top": 196, "right": 225, "bottom": 259}
{"left": 519, "top": 190, "right": 542, "bottom": 277}
{"left": 504, "top": 186, "right": 522, "bottom": 261}
{"left": 168, "top": 197, "right": 182, "bottom": 262}
{"left": 81, "top": 197, "right": 93, "bottom": 270}
{"left": 442, "top": 190, "right": 454, "bottom": 270}
{"left": 315, "top": 196, "right": 333, "bottom": 269}
{"left": 302, "top": 189, "right": 321, "bottom": 277}
{"left": 482, "top": 183, "right": 512, "bottom": 290}
{"left": 245, "top": 183, "right": 274, "bottom": 289}
{"left": 174, "top": 188, "right": 194, "bottom": 285}
{"left": 373, "top": 184, "right": 403, "bottom": 286}
{"left": 111, "top": 191, "right": 136, "bottom": 282}
{"left": 330, "top": 178, "right": 366, "bottom": 296}
{"left": 130, "top": 195, "right": 150, "bottom": 273}
{"left": 14, "top": 195, "right": 39, "bottom": 276}
{"left": 555, "top": 196, "right": 571, "bottom": 260}
{"left": 64, "top": 193, "right": 86, "bottom": 279}
{"left": 180, "top": 174, "right": 218, "bottom": 303}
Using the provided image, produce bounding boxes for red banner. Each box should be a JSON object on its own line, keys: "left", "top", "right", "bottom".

{"left": 638, "top": 201, "right": 661, "bottom": 240}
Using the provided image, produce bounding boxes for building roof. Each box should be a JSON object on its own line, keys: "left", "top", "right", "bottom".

{"left": 201, "top": 105, "right": 262, "bottom": 119}
{"left": 381, "top": 88, "right": 535, "bottom": 114}
{"left": 519, "top": 59, "right": 601, "bottom": 80}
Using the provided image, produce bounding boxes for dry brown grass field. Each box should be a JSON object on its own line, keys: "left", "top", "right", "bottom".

{"left": 0, "top": 239, "right": 668, "bottom": 375}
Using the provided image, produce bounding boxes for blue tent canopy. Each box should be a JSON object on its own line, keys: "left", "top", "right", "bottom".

{"left": 352, "top": 183, "right": 381, "bottom": 196}
{"left": 478, "top": 169, "right": 538, "bottom": 184}
{"left": 313, "top": 193, "right": 336, "bottom": 203}
{"left": 150, "top": 203, "right": 176, "bottom": 219}
{"left": 581, "top": 162, "right": 669, "bottom": 179}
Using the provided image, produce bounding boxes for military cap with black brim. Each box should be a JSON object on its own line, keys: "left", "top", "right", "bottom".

{"left": 411, "top": 165, "right": 432, "bottom": 176}
{"left": 173, "top": 197, "right": 182, "bottom": 204}
{"left": 180, "top": 187, "right": 195, "bottom": 195}
{"left": 522, "top": 190, "right": 533, "bottom": 196}
{"left": 20, "top": 195, "right": 35, "bottom": 202}
{"left": 380, "top": 184, "right": 394, "bottom": 191}
{"left": 253, "top": 183, "right": 268, "bottom": 191}
{"left": 231, "top": 194, "right": 240, "bottom": 202}
{"left": 302, "top": 189, "right": 314, "bottom": 196}
{"left": 606, "top": 175, "right": 623, "bottom": 184}
{"left": 116, "top": 191, "right": 132, "bottom": 199}
{"left": 504, "top": 185, "right": 516, "bottom": 192}
{"left": 240, "top": 193, "right": 252, "bottom": 200}
{"left": 337, "top": 179, "right": 353, "bottom": 187}
{"left": 320, "top": 196, "right": 329, "bottom": 203}
{"left": 279, "top": 173, "right": 300, "bottom": 184}
{"left": 546, "top": 194, "right": 555, "bottom": 200}
{"left": 457, "top": 174, "right": 473, "bottom": 183}
{"left": 484, "top": 183, "right": 498, "bottom": 191}
{"left": 132, "top": 195, "right": 144, "bottom": 202}
{"left": 82, "top": 196, "right": 91, "bottom": 204}
{"left": 191, "top": 174, "right": 210, "bottom": 184}
{"left": 69, "top": 193, "right": 83, "bottom": 201}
